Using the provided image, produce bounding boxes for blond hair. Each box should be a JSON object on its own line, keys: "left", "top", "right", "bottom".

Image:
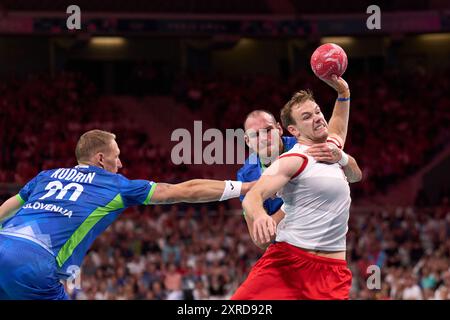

{"left": 280, "top": 90, "right": 315, "bottom": 128}
{"left": 75, "top": 129, "right": 116, "bottom": 162}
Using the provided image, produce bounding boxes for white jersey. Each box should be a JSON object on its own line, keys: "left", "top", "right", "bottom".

{"left": 276, "top": 141, "right": 351, "bottom": 252}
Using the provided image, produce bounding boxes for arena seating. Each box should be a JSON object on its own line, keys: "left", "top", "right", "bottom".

{"left": 69, "top": 203, "right": 450, "bottom": 300}
{"left": 1, "top": 69, "right": 450, "bottom": 299}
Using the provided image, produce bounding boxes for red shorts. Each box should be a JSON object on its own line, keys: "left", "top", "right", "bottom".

{"left": 231, "top": 242, "right": 352, "bottom": 300}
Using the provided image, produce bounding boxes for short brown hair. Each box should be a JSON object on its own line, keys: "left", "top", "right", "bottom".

{"left": 280, "top": 90, "right": 315, "bottom": 128}
{"left": 75, "top": 129, "right": 116, "bottom": 162}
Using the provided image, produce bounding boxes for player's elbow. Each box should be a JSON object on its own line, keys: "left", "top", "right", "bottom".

{"left": 349, "top": 169, "right": 363, "bottom": 183}
{"left": 356, "top": 168, "right": 363, "bottom": 182}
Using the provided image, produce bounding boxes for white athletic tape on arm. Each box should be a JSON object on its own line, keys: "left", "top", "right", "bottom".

{"left": 338, "top": 151, "right": 349, "bottom": 167}
{"left": 220, "top": 180, "right": 242, "bottom": 201}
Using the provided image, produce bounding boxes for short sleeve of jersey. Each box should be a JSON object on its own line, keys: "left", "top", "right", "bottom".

{"left": 18, "top": 173, "right": 42, "bottom": 203}
{"left": 118, "top": 175, "right": 157, "bottom": 207}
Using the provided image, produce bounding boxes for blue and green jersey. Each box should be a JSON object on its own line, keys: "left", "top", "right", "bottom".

{"left": 237, "top": 136, "right": 296, "bottom": 215}
{"left": 0, "top": 165, "right": 156, "bottom": 278}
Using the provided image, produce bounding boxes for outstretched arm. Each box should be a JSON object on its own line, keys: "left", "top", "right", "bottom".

{"left": 149, "top": 179, "right": 254, "bottom": 204}
{"left": 0, "top": 195, "right": 23, "bottom": 223}
{"left": 322, "top": 75, "right": 351, "bottom": 147}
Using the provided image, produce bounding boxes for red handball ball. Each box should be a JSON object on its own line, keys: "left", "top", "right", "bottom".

{"left": 310, "top": 43, "right": 348, "bottom": 80}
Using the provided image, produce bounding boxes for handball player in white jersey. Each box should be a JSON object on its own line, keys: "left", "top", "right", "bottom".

{"left": 232, "top": 76, "right": 362, "bottom": 300}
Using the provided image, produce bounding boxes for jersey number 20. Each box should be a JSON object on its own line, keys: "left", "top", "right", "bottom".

{"left": 39, "top": 181, "right": 84, "bottom": 201}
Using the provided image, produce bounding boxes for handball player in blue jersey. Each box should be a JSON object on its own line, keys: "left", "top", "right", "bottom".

{"left": 0, "top": 129, "right": 252, "bottom": 300}
{"left": 238, "top": 76, "right": 361, "bottom": 249}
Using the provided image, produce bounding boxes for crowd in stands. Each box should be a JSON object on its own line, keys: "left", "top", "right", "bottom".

{"left": 348, "top": 199, "right": 450, "bottom": 299}
{"left": 2, "top": 68, "right": 450, "bottom": 200}
{"left": 66, "top": 204, "right": 257, "bottom": 300}
{"left": 65, "top": 200, "right": 450, "bottom": 300}
{"left": 173, "top": 67, "right": 450, "bottom": 198}
{"left": 0, "top": 73, "right": 190, "bottom": 186}
{"left": 1, "top": 69, "right": 450, "bottom": 300}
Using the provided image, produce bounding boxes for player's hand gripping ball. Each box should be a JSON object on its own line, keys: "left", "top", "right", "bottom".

{"left": 310, "top": 43, "right": 348, "bottom": 80}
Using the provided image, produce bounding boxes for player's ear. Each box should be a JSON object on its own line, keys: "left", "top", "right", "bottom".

{"left": 244, "top": 129, "right": 255, "bottom": 149}
{"left": 287, "top": 125, "right": 299, "bottom": 138}
{"left": 276, "top": 122, "right": 283, "bottom": 136}
{"left": 244, "top": 134, "right": 250, "bottom": 148}
{"left": 97, "top": 152, "right": 105, "bottom": 169}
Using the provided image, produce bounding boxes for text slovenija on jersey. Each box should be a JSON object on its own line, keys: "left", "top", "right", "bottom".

{"left": 0, "top": 165, "right": 156, "bottom": 277}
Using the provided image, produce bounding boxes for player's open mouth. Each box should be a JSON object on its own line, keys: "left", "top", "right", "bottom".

{"left": 314, "top": 123, "right": 326, "bottom": 131}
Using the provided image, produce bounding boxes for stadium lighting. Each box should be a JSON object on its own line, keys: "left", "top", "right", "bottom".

{"left": 89, "top": 37, "right": 127, "bottom": 47}
{"left": 320, "top": 36, "right": 355, "bottom": 47}
{"left": 417, "top": 33, "right": 450, "bottom": 42}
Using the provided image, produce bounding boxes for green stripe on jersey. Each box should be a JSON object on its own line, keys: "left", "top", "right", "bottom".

{"left": 16, "top": 194, "right": 25, "bottom": 205}
{"left": 143, "top": 183, "right": 157, "bottom": 205}
{"left": 56, "top": 194, "right": 124, "bottom": 267}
